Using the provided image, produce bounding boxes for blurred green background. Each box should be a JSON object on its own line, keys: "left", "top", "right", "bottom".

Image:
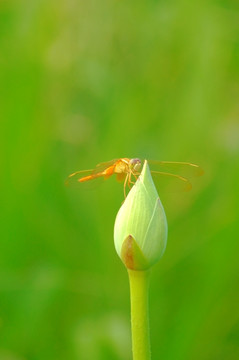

{"left": 1, "top": 0, "right": 239, "bottom": 359}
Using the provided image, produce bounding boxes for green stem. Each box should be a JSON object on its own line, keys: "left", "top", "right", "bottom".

{"left": 128, "top": 269, "right": 151, "bottom": 360}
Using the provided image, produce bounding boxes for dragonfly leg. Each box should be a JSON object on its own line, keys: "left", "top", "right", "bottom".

{"left": 124, "top": 174, "right": 128, "bottom": 198}
{"left": 131, "top": 170, "right": 139, "bottom": 181}
{"left": 127, "top": 171, "right": 138, "bottom": 187}
{"left": 128, "top": 172, "right": 132, "bottom": 188}
{"left": 127, "top": 170, "right": 140, "bottom": 188}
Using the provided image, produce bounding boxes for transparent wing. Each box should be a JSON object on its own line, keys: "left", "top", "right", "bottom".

{"left": 151, "top": 171, "right": 192, "bottom": 193}
{"left": 65, "top": 159, "right": 119, "bottom": 188}
{"left": 65, "top": 169, "right": 103, "bottom": 188}
{"left": 148, "top": 160, "right": 204, "bottom": 179}
{"left": 92, "top": 159, "right": 119, "bottom": 174}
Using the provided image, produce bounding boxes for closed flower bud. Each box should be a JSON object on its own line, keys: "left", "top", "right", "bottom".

{"left": 114, "top": 160, "right": 168, "bottom": 270}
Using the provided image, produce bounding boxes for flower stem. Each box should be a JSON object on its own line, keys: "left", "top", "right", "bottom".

{"left": 128, "top": 269, "right": 151, "bottom": 360}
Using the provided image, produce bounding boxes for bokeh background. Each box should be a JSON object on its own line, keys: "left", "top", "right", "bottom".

{"left": 1, "top": 0, "right": 239, "bottom": 359}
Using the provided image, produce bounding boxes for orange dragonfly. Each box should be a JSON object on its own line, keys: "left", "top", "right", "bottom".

{"left": 65, "top": 158, "right": 203, "bottom": 197}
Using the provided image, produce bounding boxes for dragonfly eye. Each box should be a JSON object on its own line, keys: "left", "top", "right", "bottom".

{"left": 129, "top": 158, "right": 141, "bottom": 171}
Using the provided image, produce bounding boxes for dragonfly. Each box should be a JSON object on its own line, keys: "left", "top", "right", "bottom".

{"left": 65, "top": 158, "right": 204, "bottom": 198}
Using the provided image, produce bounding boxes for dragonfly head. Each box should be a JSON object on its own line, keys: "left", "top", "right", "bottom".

{"left": 129, "top": 158, "right": 142, "bottom": 171}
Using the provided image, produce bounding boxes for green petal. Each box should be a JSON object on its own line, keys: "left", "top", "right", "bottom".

{"left": 121, "top": 235, "right": 149, "bottom": 270}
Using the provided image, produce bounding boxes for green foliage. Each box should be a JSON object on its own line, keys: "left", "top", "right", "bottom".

{"left": 0, "top": 0, "right": 239, "bottom": 359}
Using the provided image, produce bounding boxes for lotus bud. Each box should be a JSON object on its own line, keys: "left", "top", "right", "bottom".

{"left": 114, "top": 160, "right": 168, "bottom": 270}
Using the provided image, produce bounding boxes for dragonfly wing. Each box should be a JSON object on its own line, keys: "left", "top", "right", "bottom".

{"left": 65, "top": 159, "right": 121, "bottom": 189}
{"left": 148, "top": 160, "right": 204, "bottom": 179}
{"left": 116, "top": 172, "right": 127, "bottom": 182}
{"left": 93, "top": 159, "right": 119, "bottom": 174}
{"left": 151, "top": 171, "right": 192, "bottom": 193}
{"left": 65, "top": 169, "right": 102, "bottom": 187}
